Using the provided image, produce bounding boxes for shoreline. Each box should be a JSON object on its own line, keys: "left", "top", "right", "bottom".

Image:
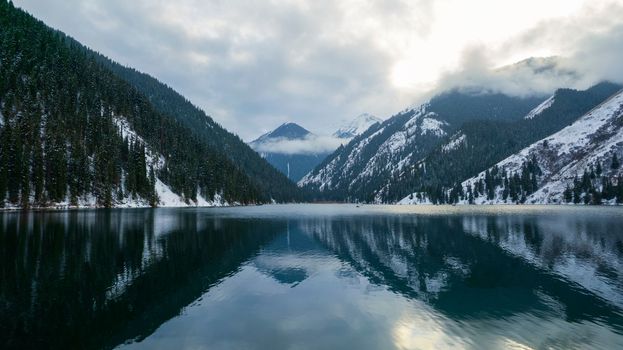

{"left": 2, "top": 202, "right": 622, "bottom": 212}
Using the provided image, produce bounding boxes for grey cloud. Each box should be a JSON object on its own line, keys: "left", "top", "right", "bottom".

{"left": 15, "top": 0, "right": 422, "bottom": 139}
{"left": 13, "top": 0, "right": 623, "bottom": 141}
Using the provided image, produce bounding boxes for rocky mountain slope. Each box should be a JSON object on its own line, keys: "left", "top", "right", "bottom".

{"left": 391, "top": 82, "right": 621, "bottom": 204}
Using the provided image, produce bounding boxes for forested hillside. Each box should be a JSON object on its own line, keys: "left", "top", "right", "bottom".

{"left": 299, "top": 90, "right": 544, "bottom": 202}
{"left": 384, "top": 82, "right": 621, "bottom": 203}
{"left": 400, "top": 88, "right": 623, "bottom": 205}
{"left": 0, "top": 1, "right": 298, "bottom": 208}
{"left": 93, "top": 53, "right": 302, "bottom": 202}
{"left": 300, "top": 82, "right": 620, "bottom": 204}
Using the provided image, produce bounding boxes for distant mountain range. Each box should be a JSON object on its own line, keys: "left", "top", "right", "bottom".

{"left": 249, "top": 115, "right": 380, "bottom": 182}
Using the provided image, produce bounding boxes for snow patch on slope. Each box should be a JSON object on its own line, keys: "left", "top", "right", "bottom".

{"left": 334, "top": 113, "right": 382, "bottom": 139}
{"left": 524, "top": 95, "right": 554, "bottom": 119}
{"left": 442, "top": 134, "right": 466, "bottom": 152}
{"left": 420, "top": 117, "right": 447, "bottom": 136}
{"left": 114, "top": 117, "right": 228, "bottom": 208}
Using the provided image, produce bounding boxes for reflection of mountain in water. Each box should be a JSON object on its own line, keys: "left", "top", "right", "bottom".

{"left": 299, "top": 214, "right": 623, "bottom": 331}
{"left": 3, "top": 208, "right": 623, "bottom": 349}
{"left": 252, "top": 223, "right": 327, "bottom": 287}
{"left": 0, "top": 210, "right": 278, "bottom": 350}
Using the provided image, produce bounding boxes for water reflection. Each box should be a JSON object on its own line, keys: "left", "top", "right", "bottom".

{"left": 1, "top": 206, "right": 623, "bottom": 349}
{"left": 0, "top": 210, "right": 278, "bottom": 350}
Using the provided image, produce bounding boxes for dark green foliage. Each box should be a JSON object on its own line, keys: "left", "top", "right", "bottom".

{"left": 92, "top": 47, "right": 303, "bottom": 202}
{"left": 414, "top": 157, "right": 543, "bottom": 205}
{"left": 561, "top": 165, "right": 623, "bottom": 205}
{"left": 427, "top": 89, "right": 543, "bottom": 125}
{"left": 0, "top": 1, "right": 268, "bottom": 207}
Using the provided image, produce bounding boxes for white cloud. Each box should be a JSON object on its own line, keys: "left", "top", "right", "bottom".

{"left": 253, "top": 135, "right": 345, "bottom": 155}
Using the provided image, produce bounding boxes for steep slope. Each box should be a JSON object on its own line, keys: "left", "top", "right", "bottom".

{"left": 299, "top": 91, "right": 544, "bottom": 202}
{"left": 400, "top": 89, "right": 623, "bottom": 205}
{"left": 91, "top": 42, "right": 302, "bottom": 203}
{"left": 333, "top": 113, "right": 382, "bottom": 139}
{"left": 249, "top": 123, "right": 330, "bottom": 182}
{"left": 0, "top": 1, "right": 268, "bottom": 208}
{"left": 388, "top": 82, "right": 621, "bottom": 203}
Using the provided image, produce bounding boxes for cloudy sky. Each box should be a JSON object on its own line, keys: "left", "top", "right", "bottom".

{"left": 14, "top": 0, "right": 623, "bottom": 140}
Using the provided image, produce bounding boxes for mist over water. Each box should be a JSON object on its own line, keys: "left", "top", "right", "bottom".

{"left": 1, "top": 205, "right": 623, "bottom": 349}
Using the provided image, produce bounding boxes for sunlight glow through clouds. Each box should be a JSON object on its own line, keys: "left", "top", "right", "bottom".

{"left": 387, "top": 0, "right": 588, "bottom": 90}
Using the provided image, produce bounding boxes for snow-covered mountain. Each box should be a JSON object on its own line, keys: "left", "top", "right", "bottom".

{"left": 249, "top": 123, "right": 332, "bottom": 182}
{"left": 250, "top": 114, "right": 383, "bottom": 182}
{"left": 400, "top": 88, "right": 623, "bottom": 205}
{"left": 299, "top": 91, "right": 545, "bottom": 202}
{"left": 333, "top": 113, "right": 382, "bottom": 139}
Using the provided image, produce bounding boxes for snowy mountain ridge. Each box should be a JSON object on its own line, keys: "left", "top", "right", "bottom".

{"left": 333, "top": 113, "right": 382, "bottom": 139}
{"left": 400, "top": 89, "right": 623, "bottom": 205}
{"left": 299, "top": 103, "right": 450, "bottom": 196}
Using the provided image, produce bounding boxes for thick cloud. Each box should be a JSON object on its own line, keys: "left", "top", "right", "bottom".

{"left": 13, "top": 0, "right": 623, "bottom": 140}
{"left": 427, "top": 2, "right": 623, "bottom": 100}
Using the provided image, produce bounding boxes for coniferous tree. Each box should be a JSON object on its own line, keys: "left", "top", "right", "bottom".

{"left": 612, "top": 154, "right": 620, "bottom": 170}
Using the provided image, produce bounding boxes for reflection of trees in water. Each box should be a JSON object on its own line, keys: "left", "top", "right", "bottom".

{"left": 0, "top": 210, "right": 279, "bottom": 350}
{"left": 300, "top": 214, "right": 623, "bottom": 330}
{"left": 461, "top": 215, "right": 623, "bottom": 309}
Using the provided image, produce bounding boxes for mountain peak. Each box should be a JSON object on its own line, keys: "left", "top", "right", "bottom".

{"left": 252, "top": 122, "right": 312, "bottom": 144}
{"left": 333, "top": 113, "right": 382, "bottom": 139}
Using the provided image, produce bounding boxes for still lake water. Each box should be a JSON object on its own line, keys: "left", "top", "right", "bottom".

{"left": 1, "top": 204, "right": 623, "bottom": 349}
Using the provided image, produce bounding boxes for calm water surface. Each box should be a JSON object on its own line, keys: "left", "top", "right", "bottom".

{"left": 2, "top": 204, "right": 623, "bottom": 349}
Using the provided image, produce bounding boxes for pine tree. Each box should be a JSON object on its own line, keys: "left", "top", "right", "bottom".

{"left": 596, "top": 161, "right": 602, "bottom": 177}
{"left": 32, "top": 132, "right": 45, "bottom": 204}
{"left": 612, "top": 154, "right": 620, "bottom": 170}
{"left": 563, "top": 185, "right": 572, "bottom": 203}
